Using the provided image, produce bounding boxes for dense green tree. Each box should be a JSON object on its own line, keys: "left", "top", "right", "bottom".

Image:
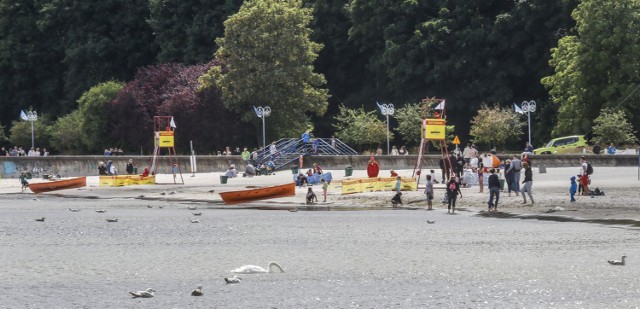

{"left": 543, "top": 0, "right": 640, "bottom": 136}
{"left": 591, "top": 108, "right": 638, "bottom": 146}
{"left": 50, "top": 109, "right": 85, "bottom": 154}
{"left": 201, "top": 0, "right": 329, "bottom": 139}
{"left": 9, "top": 115, "right": 53, "bottom": 150}
{"left": 0, "top": 123, "right": 8, "bottom": 143}
{"left": 393, "top": 103, "right": 422, "bottom": 145}
{"left": 332, "top": 105, "right": 389, "bottom": 149}
{"left": 0, "top": 0, "right": 64, "bottom": 129}
{"left": 77, "top": 81, "right": 124, "bottom": 152}
{"left": 469, "top": 105, "right": 525, "bottom": 149}
{"left": 39, "top": 0, "right": 158, "bottom": 107}
{"left": 149, "top": 0, "right": 242, "bottom": 64}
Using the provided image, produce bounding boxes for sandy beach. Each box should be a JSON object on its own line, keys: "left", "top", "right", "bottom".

{"left": 2, "top": 165, "right": 639, "bottom": 222}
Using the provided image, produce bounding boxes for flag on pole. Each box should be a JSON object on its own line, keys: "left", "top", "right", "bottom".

{"left": 20, "top": 110, "right": 28, "bottom": 121}
{"left": 376, "top": 101, "right": 383, "bottom": 112}
{"left": 170, "top": 117, "right": 177, "bottom": 129}
{"left": 434, "top": 100, "right": 445, "bottom": 110}
{"left": 514, "top": 103, "right": 524, "bottom": 114}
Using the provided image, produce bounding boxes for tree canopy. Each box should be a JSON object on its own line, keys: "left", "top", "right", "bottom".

{"left": 332, "top": 105, "right": 390, "bottom": 149}
{"left": 591, "top": 108, "right": 638, "bottom": 146}
{"left": 469, "top": 105, "right": 525, "bottom": 149}
{"left": 200, "top": 0, "right": 329, "bottom": 140}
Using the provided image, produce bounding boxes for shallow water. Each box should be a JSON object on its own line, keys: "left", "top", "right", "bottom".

{"left": 1, "top": 195, "right": 639, "bottom": 308}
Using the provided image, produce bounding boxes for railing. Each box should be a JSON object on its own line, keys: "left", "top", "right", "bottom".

{"left": 254, "top": 138, "right": 356, "bottom": 170}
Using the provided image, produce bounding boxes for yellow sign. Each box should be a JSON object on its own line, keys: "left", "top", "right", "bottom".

{"left": 156, "top": 131, "right": 175, "bottom": 148}
{"left": 341, "top": 177, "right": 417, "bottom": 195}
{"left": 453, "top": 135, "right": 460, "bottom": 145}
{"left": 423, "top": 118, "right": 446, "bottom": 140}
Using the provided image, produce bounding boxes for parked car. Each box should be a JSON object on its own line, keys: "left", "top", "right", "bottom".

{"left": 534, "top": 135, "right": 589, "bottom": 154}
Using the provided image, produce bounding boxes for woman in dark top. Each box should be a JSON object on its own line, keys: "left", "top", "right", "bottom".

{"left": 487, "top": 168, "right": 500, "bottom": 212}
{"left": 446, "top": 178, "right": 462, "bottom": 214}
{"left": 521, "top": 162, "right": 534, "bottom": 204}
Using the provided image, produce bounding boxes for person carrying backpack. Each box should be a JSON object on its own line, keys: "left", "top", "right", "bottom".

{"left": 578, "top": 156, "right": 591, "bottom": 196}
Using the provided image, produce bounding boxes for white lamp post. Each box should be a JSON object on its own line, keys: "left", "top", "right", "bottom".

{"left": 521, "top": 100, "right": 536, "bottom": 146}
{"left": 376, "top": 102, "right": 394, "bottom": 155}
{"left": 253, "top": 106, "right": 271, "bottom": 149}
{"left": 25, "top": 110, "right": 38, "bottom": 149}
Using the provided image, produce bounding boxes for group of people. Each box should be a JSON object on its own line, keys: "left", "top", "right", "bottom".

{"left": 103, "top": 148, "right": 124, "bottom": 156}
{"left": 1, "top": 146, "right": 48, "bottom": 157}
{"left": 97, "top": 159, "right": 139, "bottom": 176}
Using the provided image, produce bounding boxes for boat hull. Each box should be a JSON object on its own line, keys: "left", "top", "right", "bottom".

{"left": 29, "top": 177, "right": 87, "bottom": 193}
{"left": 219, "top": 183, "right": 296, "bottom": 204}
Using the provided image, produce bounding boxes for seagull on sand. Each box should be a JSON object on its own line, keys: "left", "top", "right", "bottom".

{"left": 106, "top": 218, "right": 118, "bottom": 223}
{"left": 147, "top": 205, "right": 153, "bottom": 208}
{"left": 187, "top": 206, "right": 197, "bottom": 210}
{"left": 288, "top": 208, "right": 298, "bottom": 212}
{"left": 95, "top": 209, "right": 107, "bottom": 213}
{"left": 169, "top": 191, "right": 177, "bottom": 195}
{"left": 191, "top": 285, "right": 203, "bottom": 296}
{"left": 224, "top": 276, "right": 241, "bottom": 284}
{"left": 35, "top": 217, "right": 45, "bottom": 222}
{"left": 192, "top": 212, "right": 202, "bottom": 216}
{"left": 129, "top": 288, "right": 155, "bottom": 298}
{"left": 608, "top": 255, "right": 626, "bottom": 266}
{"left": 427, "top": 220, "right": 436, "bottom": 224}
{"left": 190, "top": 219, "right": 200, "bottom": 223}
{"left": 69, "top": 208, "right": 80, "bottom": 212}
{"left": 160, "top": 191, "right": 167, "bottom": 196}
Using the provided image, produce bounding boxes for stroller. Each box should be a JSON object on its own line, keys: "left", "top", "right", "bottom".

{"left": 391, "top": 192, "right": 403, "bottom": 207}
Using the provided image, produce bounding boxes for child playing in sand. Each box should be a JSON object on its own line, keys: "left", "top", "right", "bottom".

{"left": 569, "top": 176, "right": 577, "bottom": 202}
{"left": 425, "top": 175, "right": 434, "bottom": 210}
{"left": 306, "top": 187, "right": 317, "bottom": 204}
{"left": 321, "top": 179, "right": 328, "bottom": 202}
{"left": 20, "top": 172, "right": 29, "bottom": 192}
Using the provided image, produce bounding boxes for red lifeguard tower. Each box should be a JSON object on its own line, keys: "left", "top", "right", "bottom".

{"left": 412, "top": 97, "right": 452, "bottom": 186}
{"left": 150, "top": 116, "right": 183, "bottom": 184}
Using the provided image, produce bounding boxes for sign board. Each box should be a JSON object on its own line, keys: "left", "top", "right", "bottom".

{"left": 155, "top": 131, "right": 175, "bottom": 148}
{"left": 422, "top": 119, "right": 446, "bottom": 140}
{"left": 453, "top": 135, "right": 460, "bottom": 145}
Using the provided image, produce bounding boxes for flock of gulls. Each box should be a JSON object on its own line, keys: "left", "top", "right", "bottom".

{"left": 129, "top": 262, "right": 285, "bottom": 298}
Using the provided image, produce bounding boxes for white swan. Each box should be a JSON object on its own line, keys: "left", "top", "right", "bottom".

{"left": 232, "top": 261, "right": 284, "bottom": 274}
{"left": 608, "top": 255, "right": 626, "bottom": 266}
{"left": 129, "top": 288, "right": 155, "bottom": 298}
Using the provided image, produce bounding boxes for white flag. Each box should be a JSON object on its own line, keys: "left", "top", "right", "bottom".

{"left": 434, "top": 100, "right": 445, "bottom": 110}
{"left": 514, "top": 103, "right": 524, "bottom": 114}
{"left": 20, "top": 110, "right": 28, "bottom": 121}
{"left": 170, "top": 117, "right": 177, "bottom": 129}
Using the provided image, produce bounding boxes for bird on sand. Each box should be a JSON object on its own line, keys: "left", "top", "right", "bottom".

{"left": 192, "top": 212, "right": 202, "bottom": 216}
{"left": 427, "top": 220, "right": 436, "bottom": 224}
{"left": 35, "top": 217, "right": 45, "bottom": 222}
{"left": 106, "top": 218, "right": 118, "bottom": 223}
{"left": 187, "top": 206, "right": 197, "bottom": 210}
{"left": 69, "top": 208, "right": 80, "bottom": 212}
{"left": 208, "top": 189, "right": 215, "bottom": 193}
{"left": 224, "top": 276, "right": 241, "bottom": 284}
{"left": 191, "top": 285, "right": 203, "bottom": 296}
{"left": 169, "top": 191, "right": 177, "bottom": 195}
{"left": 608, "top": 255, "right": 626, "bottom": 266}
{"left": 190, "top": 219, "right": 200, "bottom": 223}
{"left": 95, "top": 209, "right": 107, "bottom": 213}
{"left": 288, "top": 208, "right": 298, "bottom": 212}
{"left": 129, "top": 288, "right": 155, "bottom": 298}
{"left": 158, "top": 205, "right": 164, "bottom": 209}
{"left": 147, "top": 205, "right": 153, "bottom": 208}
{"left": 160, "top": 191, "right": 167, "bottom": 196}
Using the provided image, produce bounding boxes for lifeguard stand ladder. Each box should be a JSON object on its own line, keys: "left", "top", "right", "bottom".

{"left": 150, "top": 116, "right": 184, "bottom": 184}
{"left": 412, "top": 97, "right": 452, "bottom": 186}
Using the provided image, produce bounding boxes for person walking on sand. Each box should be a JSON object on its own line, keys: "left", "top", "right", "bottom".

{"left": 487, "top": 168, "right": 500, "bottom": 212}
{"left": 521, "top": 162, "right": 534, "bottom": 204}
{"left": 507, "top": 155, "right": 522, "bottom": 193}
{"left": 446, "top": 178, "right": 462, "bottom": 214}
{"left": 578, "top": 156, "right": 590, "bottom": 195}
{"left": 425, "top": 175, "right": 434, "bottom": 210}
{"left": 395, "top": 176, "right": 402, "bottom": 193}
{"left": 321, "top": 179, "right": 328, "bottom": 202}
{"left": 569, "top": 176, "right": 577, "bottom": 202}
{"left": 20, "top": 172, "right": 29, "bottom": 192}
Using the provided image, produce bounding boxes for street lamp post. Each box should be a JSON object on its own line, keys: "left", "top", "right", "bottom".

{"left": 26, "top": 111, "right": 38, "bottom": 149}
{"left": 253, "top": 106, "right": 271, "bottom": 149}
{"left": 521, "top": 100, "right": 537, "bottom": 146}
{"left": 376, "top": 102, "right": 394, "bottom": 155}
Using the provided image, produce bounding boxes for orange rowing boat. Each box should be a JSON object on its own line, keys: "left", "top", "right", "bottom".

{"left": 29, "top": 177, "right": 87, "bottom": 193}
{"left": 219, "top": 183, "right": 295, "bottom": 204}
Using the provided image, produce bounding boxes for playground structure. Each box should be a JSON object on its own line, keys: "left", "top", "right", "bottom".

{"left": 253, "top": 137, "right": 357, "bottom": 171}
{"left": 150, "top": 116, "right": 184, "bottom": 184}
{"left": 412, "top": 97, "right": 453, "bottom": 186}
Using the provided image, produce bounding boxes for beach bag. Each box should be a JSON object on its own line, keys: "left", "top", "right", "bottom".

{"left": 586, "top": 162, "right": 593, "bottom": 175}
